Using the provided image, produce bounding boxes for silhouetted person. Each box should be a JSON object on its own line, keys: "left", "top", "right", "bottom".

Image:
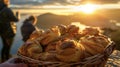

{"left": 0, "top": 0, "right": 20, "bottom": 62}
{"left": 21, "top": 15, "right": 37, "bottom": 42}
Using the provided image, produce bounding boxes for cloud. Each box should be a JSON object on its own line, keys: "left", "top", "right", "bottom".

{"left": 10, "top": 0, "right": 119, "bottom": 6}
{"left": 10, "top": 0, "right": 40, "bottom": 5}
{"left": 81, "top": 0, "right": 120, "bottom": 4}
{"left": 27, "top": 0, "right": 81, "bottom": 5}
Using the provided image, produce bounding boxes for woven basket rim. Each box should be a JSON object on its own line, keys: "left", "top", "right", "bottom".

{"left": 17, "top": 42, "right": 115, "bottom": 66}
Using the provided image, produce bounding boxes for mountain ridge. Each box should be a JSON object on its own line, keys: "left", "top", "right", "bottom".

{"left": 36, "top": 9, "right": 120, "bottom": 29}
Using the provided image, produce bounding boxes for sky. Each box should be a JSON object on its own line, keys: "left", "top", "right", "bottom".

{"left": 10, "top": 0, "right": 120, "bottom": 6}
{"left": 10, "top": 0, "right": 82, "bottom": 5}
{"left": 10, "top": 0, "right": 120, "bottom": 15}
{"left": 10, "top": 0, "right": 120, "bottom": 9}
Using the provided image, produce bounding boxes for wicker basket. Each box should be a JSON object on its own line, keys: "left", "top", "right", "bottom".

{"left": 17, "top": 42, "right": 115, "bottom": 67}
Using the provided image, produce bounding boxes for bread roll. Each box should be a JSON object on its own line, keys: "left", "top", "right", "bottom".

{"left": 80, "top": 35, "right": 111, "bottom": 57}
{"left": 18, "top": 40, "right": 43, "bottom": 60}
{"left": 67, "top": 25, "right": 80, "bottom": 35}
{"left": 27, "top": 44, "right": 43, "bottom": 59}
{"left": 45, "top": 41, "right": 61, "bottom": 52}
{"left": 40, "top": 26, "right": 61, "bottom": 45}
{"left": 82, "top": 27, "right": 102, "bottom": 36}
{"left": 29, "top": 30, "right": 44, "bottom": 40}
{"left": 18, "top": 41, "right": 34, "bottom": 56}
{"left": 56, "top": 40, "right": 84, "bottom": 62}
{"left": 38, "top": 52, "right": 58, "bottom": 61}
{"left": 57, "top": 24, "right": 67, "bottom": 35}
{"left": 65, "top": 25, "right": 82, "bottom": 40}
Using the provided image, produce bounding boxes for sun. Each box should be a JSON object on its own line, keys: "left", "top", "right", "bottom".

{"left": 80, "top": 4, "right": 98, "bottom": 14}
{"left": 72, "top": 3, "right": 99, "bottom": 14}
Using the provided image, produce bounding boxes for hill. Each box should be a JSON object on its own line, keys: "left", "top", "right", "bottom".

{"left": 36, "top": 13, "right": 71, "bottom": 29}
{"left": 36, "top": 9, "right": 120, "bottom": 29}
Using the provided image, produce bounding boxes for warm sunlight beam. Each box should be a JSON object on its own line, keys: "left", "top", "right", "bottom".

{"left": 72, "top": 3, "right": 99, "bottom": 14}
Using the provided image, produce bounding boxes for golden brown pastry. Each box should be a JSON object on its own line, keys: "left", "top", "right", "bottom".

{"left": 18, "top": 41, "right": 34, "bottom": 56}
{"left": 65, "top": 25, "right": 81, "bottom": 39}
{"left": 82, "top": 27, "right": 102, "bottom": 36}
{"left": 38, "top": 52, "right": 58, "bottom": 61}
{"left": 40, "top": 26, "right": 61, "bottom": 45}
{"left": 80, "top": 35, "right": 111, "bottom": 57}
{"left": 18, "top": 40, "right": 43, "bottom": 60}
{"left": 45, "top": 41, "right": 61, "bottom": 52}
{"left": 56, "top": 40, "right": 85, "bottom": 62}
{"left": 29, "top": 29, "right": 44, "bottom": 40}
{"left": 67, "top": 25, "right": 80, "bottom": 34}
{"left": 57, "top": 24, "right": 67, "bottom": 35}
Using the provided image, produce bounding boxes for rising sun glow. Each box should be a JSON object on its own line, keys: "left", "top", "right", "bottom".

{"left": 72, "top": 3, "right": 99, "bottom": 14}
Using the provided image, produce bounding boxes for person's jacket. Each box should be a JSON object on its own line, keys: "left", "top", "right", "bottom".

{"left": 0, "top": 3, "right": 19, "bottom": 38}
{"left": 21, "top": 21, "right": 36, "bottom": 42}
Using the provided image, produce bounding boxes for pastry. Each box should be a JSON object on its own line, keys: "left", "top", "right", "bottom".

{"left": 56, "top": 40, "right": 84, "bottom": 62}
{"left": 45, "top": 41, "right": 61, "bottom": 52}
{"left": 82, "top": 27, "right": 102, "bottom": 36}
{"left": 40, "top": 26, "right": 61, "bottom": 45}
{"left": 66, "top": 25, "right": 81, "bottom": 39}
{"left": 57, "top": 24, "right": 67, "bottom": 35}
{"left": 18, "top": 40, "right": 43, "bottom": 60}
{"left": 80, "top": 35, "right": 111, "bottom": 57}
{"left": 29, "top": 29, "right": 44, "bottom": 40}
{"left": 38, "top": 52, "right": 58, "bottom": 61}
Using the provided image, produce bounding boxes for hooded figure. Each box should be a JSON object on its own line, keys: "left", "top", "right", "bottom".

{"left": 0, "top": 0, "right": 20, "bottom": 62}
{"left": 21, "top": 15, "right": 37, "bottom": 42}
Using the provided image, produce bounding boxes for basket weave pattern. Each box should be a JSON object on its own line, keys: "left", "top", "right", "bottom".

{"left": 17, "top": 42, "right": 115, "bottom": 67}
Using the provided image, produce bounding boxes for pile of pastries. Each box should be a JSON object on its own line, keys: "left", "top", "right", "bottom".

{"left": 18, "top": 24, "right": 112, "bottom": 63}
